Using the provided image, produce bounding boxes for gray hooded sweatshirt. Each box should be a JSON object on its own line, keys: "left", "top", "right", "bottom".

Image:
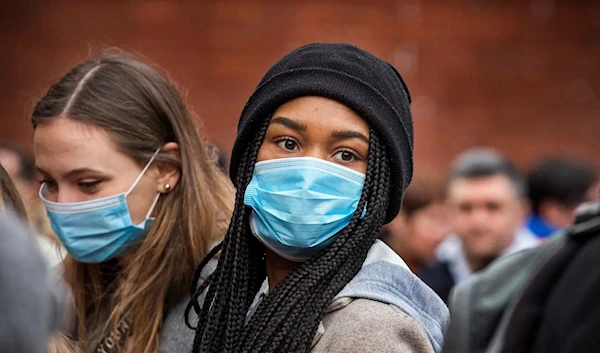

{"left": 161, "top": 240, "right": 450, "bottom": 352}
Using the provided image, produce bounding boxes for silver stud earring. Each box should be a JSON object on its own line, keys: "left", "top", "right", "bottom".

{"left": 165, "top": 183, "right": 171, "bottom": 192}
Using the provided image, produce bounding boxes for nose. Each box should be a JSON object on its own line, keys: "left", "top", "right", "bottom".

{"left": 470, "top": 207, "right": 490, "bottom": 225}
{"left": 56, "top": 193, "right": 71, "bottom": 204}
{"left": 55, "top": 187, "right": 79, "bottom": 204}
{"left": 302, "top": 146, "right": 329, "bottom": 161}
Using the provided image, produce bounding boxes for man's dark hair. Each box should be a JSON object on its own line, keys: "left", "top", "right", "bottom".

{"left": 528, "top": 158, "right": 597, "bottom": 215}
{"left": 449, "top": 148, "right": 525, "bottom": 198}
{"left": 0, "top": 143, "right": 36, "bottom": 183}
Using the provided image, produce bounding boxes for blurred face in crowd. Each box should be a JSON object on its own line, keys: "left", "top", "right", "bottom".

{"left": 0, "top": 148, "right": 39, "bottom": 205}
{"left": 384, "top": 202, "right": 450, "bottom": 272}
{"left": 0, "top": 149, "right": 20, "bottom": 179}
{"left": 538, "top": 182, "right": 599, "bottom": 228}
{"left": 586, "top": 181, "right": 600, "bottom": 202}
{"left": 541, "top": 201, "right": 582, "bottom": 229}
{"left": 448, "top": 174, "right": 527, "bottom": 270}
{"left": 34, "top": 117, "right": 166, "bottom": 225}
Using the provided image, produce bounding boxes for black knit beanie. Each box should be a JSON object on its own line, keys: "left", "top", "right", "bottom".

{"left": 230, "top": 42, "right": 413, "bottom": 224}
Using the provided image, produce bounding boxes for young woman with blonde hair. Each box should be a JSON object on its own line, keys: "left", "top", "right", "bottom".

{"left": 33, "top": 52, "right": 234, "bottom": 353}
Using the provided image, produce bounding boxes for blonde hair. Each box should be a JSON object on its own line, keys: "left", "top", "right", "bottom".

{"left": 32, "top": 52, "right": 234, "bottom": 352}
{"left": 0, "top": 162, "right": 28, "bottom": 218}
{"left": 48, "top": 334, "right": 78, "bottom": 353}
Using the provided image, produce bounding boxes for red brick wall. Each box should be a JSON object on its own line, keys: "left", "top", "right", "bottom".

{"left": 1, "top": 1, "right": 599, "bottom": 177}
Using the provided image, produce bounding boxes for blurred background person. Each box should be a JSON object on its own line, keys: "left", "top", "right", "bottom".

{"left": 526, "top": 157, "right": 598, "bottom": 239}
{"left": 0, "top": 142, "right": 53, "bottom": 233}
{"left": 0, "top": 166, "right": 71, "bottom": 353}
{"left": 0, "top": 144, "right": 65, "bottom": 266}
{"left": 0, "top": 157, "right": 28, "bottom": 218}
{"left": 206, "top": 142, "right": 230, "bottom": 173}
{"left": 421, "top": 148, "right": 537, "bottom": 302}
{"left": 0, "top": 210, "right": 68, "bottom": 353}
{"left": 381, "top": 178, "right": 450, "bottom": 276}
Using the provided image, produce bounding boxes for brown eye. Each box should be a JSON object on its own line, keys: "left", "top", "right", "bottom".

{"left": 277, "top": 139, "right": 298, "bottom": 151}
{"left": 79, "top": 180, "right": 102, "bottom": 194}
{"left": 334, "top": 150, "right": 357, "bottom": 162}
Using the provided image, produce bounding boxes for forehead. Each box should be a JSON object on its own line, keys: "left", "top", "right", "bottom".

{"left": 448, "top": 174, "right": 519, "bottom": 202}
{"left": 271, "top": 96, "right": 369, "bottom": 133}
{"left": 33, "top": 117, "right": 122, "bottom": 173}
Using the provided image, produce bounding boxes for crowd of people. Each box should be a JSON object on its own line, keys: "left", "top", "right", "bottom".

{"left": 0, "top": 42, "right": 598, "bottom": 353}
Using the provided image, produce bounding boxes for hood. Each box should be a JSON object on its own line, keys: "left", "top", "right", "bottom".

{"left": 334, "top": 240, "right": 450, "bottom": 353}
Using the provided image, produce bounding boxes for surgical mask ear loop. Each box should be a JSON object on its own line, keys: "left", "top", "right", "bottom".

{"left": 125, "top": 148, "right": 162, "bottom": 221}
{"left": 125, "top": 148, "right": 162, "bottom": 196}
{"left": 144, "top": 192, "right": 161, "bottom": 219}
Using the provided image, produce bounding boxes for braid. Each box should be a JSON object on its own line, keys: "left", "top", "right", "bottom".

{"left": 189, "top": 120, "right": 269, "bottom": 353}
{"left": 189, "top": 127, "right": 392, "bottom": 353}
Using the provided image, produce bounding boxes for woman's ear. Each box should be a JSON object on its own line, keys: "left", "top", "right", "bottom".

{"left": 156, "top": 142, "right": 181, "bottom": 194}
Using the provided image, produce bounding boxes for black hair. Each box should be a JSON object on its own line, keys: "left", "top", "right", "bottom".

{"left": 528, "top": 158, "right": 597, "bottom": 214}
{"left": 187, "top": 123, "right": 391, "bottom": 353}
{"left": 0, "top": 142, "right": 37, "bottom": 183}
{"left": 449, "top": 148, "right": 525, "bottom": 198}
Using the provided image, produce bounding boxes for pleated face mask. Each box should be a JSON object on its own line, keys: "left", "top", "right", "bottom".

{"left": 244, "top": 156, "right": 366, "bottom": 262}
{"left": 40, "top": 149, "right": 161, "bottom": 263}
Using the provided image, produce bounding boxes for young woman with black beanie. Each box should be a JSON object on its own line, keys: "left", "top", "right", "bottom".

{"left": 186, "top": 42, "right": 449, "bottom": 353}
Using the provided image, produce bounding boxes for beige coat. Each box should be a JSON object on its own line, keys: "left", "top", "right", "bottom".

{"left": 311, "top": 297, "right": 434, "bottom": 353}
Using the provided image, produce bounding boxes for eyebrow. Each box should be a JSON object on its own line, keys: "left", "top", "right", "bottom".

{"left": 36, "top": 167, "right": 104, "bottom": 179}
{"left": 331, "top": 130, "right": 370, "bottom": 145}
{"left": 270, "top": 116, "right": 307, "bottom": 132}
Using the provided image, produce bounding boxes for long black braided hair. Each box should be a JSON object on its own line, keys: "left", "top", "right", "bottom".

{"left": 186, "top": 119, "right": 392, "bottom": 353}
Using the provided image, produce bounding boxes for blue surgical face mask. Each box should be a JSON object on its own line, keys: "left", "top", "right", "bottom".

{"left": 40, "top": 149, "right": 162, "bottom": 263}
{"left": 243, "top": 157, "right": 366, "bottom": 262}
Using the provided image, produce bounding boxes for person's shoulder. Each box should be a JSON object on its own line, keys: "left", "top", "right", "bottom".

{"left": 314, "top": 298, "right": 434, "bottom": 353}
{"left": 160, "top": 291, "right": 197, "bottom": 352}
{"left": 326, "top": 297, "right": 425, "bottom": 329}
{"left": 159, "top": 253, "right": 220, "bottom": 352}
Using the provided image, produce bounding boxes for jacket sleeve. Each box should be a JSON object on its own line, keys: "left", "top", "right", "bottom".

{"left": 313, "top": 298, "right": 434, "bottom": 353}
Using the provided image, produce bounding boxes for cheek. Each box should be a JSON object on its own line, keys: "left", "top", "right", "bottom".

{"left": 408, "top": 230, "right": 439, "bottom": 259}
{"left": 498, "top": 208, "right": 520, "bottom": 229}
{"left": 255, "top": 141, "right": 274, "bottom": 163}
{"left": 411, "top": 219, "right": 430, "bottom": 239}
{"left": 354, "top": 160, "right": 368, "bottom": 175}
{"left": 452, "top": 213, "right": 469, "bottom": 231}
{"left": 414, "top": 221, "right": 442, "bottom": 244}
{"left": 558, "top": 209, "right": 576, "bottom": 226}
